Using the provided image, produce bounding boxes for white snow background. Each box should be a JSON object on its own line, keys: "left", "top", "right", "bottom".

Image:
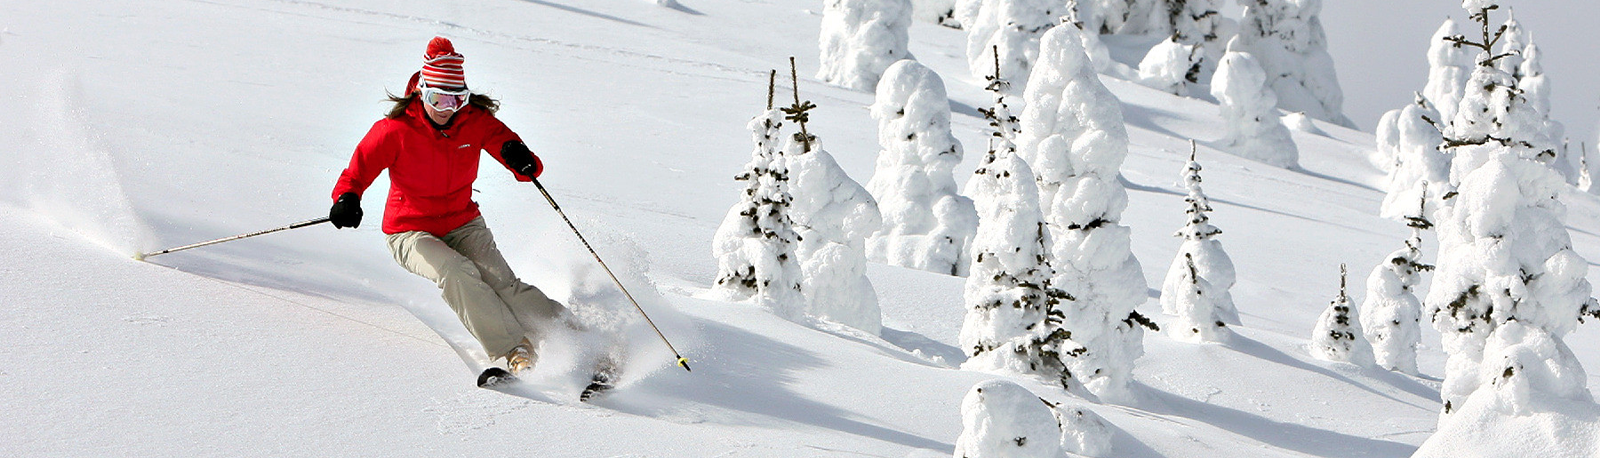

{"left": 2, "top": 0, "right": 1599, "bottom": 456}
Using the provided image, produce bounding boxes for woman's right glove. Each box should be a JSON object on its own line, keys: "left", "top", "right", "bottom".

{"left": 330, "top": 192, "right": 363, "bottom": 229}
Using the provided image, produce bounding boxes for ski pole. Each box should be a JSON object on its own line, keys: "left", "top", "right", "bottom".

{"left": 531, "top": 178, "right": 692, "bottom": 372}
{"left": 135, "top": 217, "right": 331, "bottom": 261}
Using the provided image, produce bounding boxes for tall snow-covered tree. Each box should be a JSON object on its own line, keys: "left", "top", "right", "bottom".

{"left": 1425, "top": 1, "right": 1596, "bottom": 423}
{"left": 1361, "top": 197, "right": 1432, "bottom": 374}
{"left": 1018, "top": 24, "right": 1154, "bottom": 403}
{"left": 1580, "top": 144, "right": 1596, "bottom": 195}
{"left": 1160, "top": 147, "right": 1237, "bottom": 331}
{"left": 776, "top": 62, "right": 885, "bottom": 333}
{"left": 1311, "top": 264, "right": 1375, "bottom": 365}
{"left": 1512, "top": 40, "right": 1574, "bottom": 182}
{"left": 818, "top": 0, "right": 915, "bottom": 91}
{"left": 964, "top": 0, "right": 1062, "bottom": 99}
{"left": 712, "top": 102, "right": 805, "bottom": 316}
{"left": 1232, "top": 0, "right": 1352, "bottom": 127}
{"left": 1422, "top": 18, "right": 1473, "bottom": 126}
{"left": 866, "top": 60, "right": 978, "bottom": 276}
{"left": 1379, "top": 94, "right": 1450, "bottom": 221}
{"left": 960, "top": 56, "right": 1074, "bottom": 385}
{"left": 1211, "top": 37, "right": 1299, "bottom": 168}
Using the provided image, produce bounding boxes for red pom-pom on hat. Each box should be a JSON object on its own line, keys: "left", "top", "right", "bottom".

{"left": 420, "top": 37, "right": 466, "bottom": 89}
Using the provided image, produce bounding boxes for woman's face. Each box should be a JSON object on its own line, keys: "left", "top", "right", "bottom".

{"left": 422, "top": 100, "right": 456, "bottom": 125}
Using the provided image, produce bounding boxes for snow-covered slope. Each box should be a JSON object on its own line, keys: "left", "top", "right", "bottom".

{"left": 3, "top": 0, "right": 1599, "bottom": 456}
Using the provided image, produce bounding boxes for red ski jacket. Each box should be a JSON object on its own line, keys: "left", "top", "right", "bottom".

{"left": 332, "top": 99, "right": 541, "bottom": 236}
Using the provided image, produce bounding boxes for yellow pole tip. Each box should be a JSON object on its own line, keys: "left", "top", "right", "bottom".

{"left": 132, "top": 252, "right": 146, "bottom": 261}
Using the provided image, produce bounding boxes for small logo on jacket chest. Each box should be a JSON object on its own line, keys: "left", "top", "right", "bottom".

{"left": 458, "top": 144, "right": 472, "bottom": 149}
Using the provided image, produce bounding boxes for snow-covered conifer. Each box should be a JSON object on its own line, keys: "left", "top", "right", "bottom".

{"left": 1017, "top": 25, "right": 1153, "bottom": 403}
{"left": 1311, "top": 264, "right": 1375, "bottom": 365}
{"left": 866, "top": 60, "right": 978, "bottom": 276}
{"left": 1423, "top": 19, "right": 1473, "bottom": 127}
{"left": 1137, "top": 0, "right": 1231, "bottom": 94}
{"left": 712, "top": 103, "right": 805, "bottom": 315}
{"left": 1579, "top": 144, "right": 1596, "bottom": 194}
{"left": 909, "top": 0, "right": 960, "bottom": 27}
{"left": 1137, "top": 37, "right": 1200, "bottom": 96}
{"left": 1379, "top": 94, "right": 1450, "bottom": 221}
{"left": 818, "top": 0, "right": 915, "bottom": 91}
{"left": 1361, "top": 200, "right": 1432, "bottom": 374}
{"left": 960, "top": 60, "right": 1073, "bottom": 385}
{"left": 786, "top": 134, "right": 884, "bottom": 334}
{"left": 1513, "top": 41, "right": 1575, "bottom": 182}
{"left": 1073, "top": 0, "right": 1162, "bottom": 35}
{"left": 964, "top": 0, "right": 1061, "bottom": 98}
{"left": 1232, "top": 0, "right": 1352, "bottom": 127}
{"left": 953, "top": 380, "right": 1063, "bottom": 458}
{"left": 1211, "top": 37, "right": 1299, "bottom": 168}
{"left": 1426, "top": 2, "right": 1595, "bottom": 419}
{"left": 1160, "top": 147, "right": 1237, "bottom": 331}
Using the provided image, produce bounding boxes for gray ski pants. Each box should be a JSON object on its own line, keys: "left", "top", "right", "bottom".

{"left": 385, "top": 216, "right": 567, "bottom": 360}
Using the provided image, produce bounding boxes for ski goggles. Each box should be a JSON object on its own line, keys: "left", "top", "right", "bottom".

{"left": 419, "top": 85, "right": 471, "bottom": 112}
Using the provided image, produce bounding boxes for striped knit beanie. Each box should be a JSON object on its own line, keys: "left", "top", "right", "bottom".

{"left": 420, "top": 37, "right": 466, "bottom": 89}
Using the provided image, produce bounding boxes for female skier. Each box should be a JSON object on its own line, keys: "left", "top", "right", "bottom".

{"left": 328, "top": 37, "right": 561, "bottom": 377}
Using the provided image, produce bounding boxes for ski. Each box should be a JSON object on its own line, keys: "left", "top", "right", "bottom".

{"left": 476, "top": 367, "right": 515, "bottom": 388}
{"left": 579, "top": 371, "right": 613, "bottom": 402}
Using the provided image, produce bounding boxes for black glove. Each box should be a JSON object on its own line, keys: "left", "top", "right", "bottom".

{"left": 330, "top": 192, "right": 363, "bottom": 229}
{"left": 500, "top": 140, "right": 541, "bottom": 178}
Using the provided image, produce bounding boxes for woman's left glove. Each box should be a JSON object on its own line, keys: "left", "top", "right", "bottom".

{"left": 501, "top": 140, "right": 542, "bottom": 178}
{"left": 330, "top": 192, "right": 363, "bottom": 229}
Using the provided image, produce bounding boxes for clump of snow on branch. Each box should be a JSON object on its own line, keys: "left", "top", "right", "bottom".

{"left": 1018, "top": 24, "right": 1151, "bottom": 403}
{"left": 1422, "top": 18, "right": 1473, "bottom": 125}
{"left": 866, "top": 60, "right": 977, "bottom": 277}
{"left": 785, "top": 134, "right": 885, "bottom": 335}
{"left": 1231, "top": 0, "right": 1352, "bottom": 127}
{"left": 1211, "top": 38, "right": 1298, "bottom": 168}
{"left": 818, "top": 0, "right": 915, "bottom": 91}
{"left": 712, "top": 108, "right": 806, "bottom": 317}
{"left": 1310, "top": 265, "right": 1374, "bottom": 366}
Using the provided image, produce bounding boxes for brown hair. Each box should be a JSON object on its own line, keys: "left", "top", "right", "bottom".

{"left": 385, "top": 90, "right": 501, "bottom": 119}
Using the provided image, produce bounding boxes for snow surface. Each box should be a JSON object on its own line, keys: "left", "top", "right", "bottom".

{"left": 4, "top": 0, "right": 1600, "bottom": 456}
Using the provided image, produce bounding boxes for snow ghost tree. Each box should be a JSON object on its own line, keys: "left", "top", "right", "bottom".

{"left": 1160, "top": 148, "right": 1238, "bottom": 339}
{"left": 1137, "top": 0, "right": 1232, "bottom": 95}
{"left": 909, "top": 0, "right": 961, "bottom": 27}
{"left": 1311, "top": 264, "right": 1375, "bottom": 366}
{"left": 818, "top": 0, "right": 915, "bottom": 91}
{"left": 961, "top": 60, "right": 1074, "bottom": 385}
{"left": 1423, "top": 18, "right": 1473, "bottom": 125}
{"left": 1137, "top": 38, "right": 1200, "bottom": 96}
{"left": 1232, "top": 0, "right": 1352, "bottom": 127}
{"left": 953, "top": 380, "right": 1063, "bottom": 458}
{"left": 1211, "top": 37, "right": 1299, "bottom": 168}
{"left": 1050, "top": 400, "right": 1113, "bottom": 456}
{"left": 866, "top": 60, "right": 978, "bottom": 276}
{"left": 1017, "top": 25, "right": 1154, "bottom": 403}
{"left": 1425, "top": 1, "right": 1596, "bottom": 423}
{"left": 786, "top": 134, "right": 885, "bottom": 334}
{"left": 1360, "top": 200, "right": 1431, "bottom": 375}
{"left": 1511, "top": 40, "right": 1574, "bottom": 182}
{"left": 963, "top": 0, "right": 1062, "bottom": 99}
{"left": 1072, "top": 0, "right": 1162, "bottom": 35}
{"left": 712, "top": 105, "right": 805, "bottom": 316}
{"left": 1378, "top": 94, "right": 1450, "bottom": 221}
{"left": 959, "top": 134, "right": 1073, "bottom": 384}
{"left": 1373, "top": 107, "right": 1403, "bottom": 172}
